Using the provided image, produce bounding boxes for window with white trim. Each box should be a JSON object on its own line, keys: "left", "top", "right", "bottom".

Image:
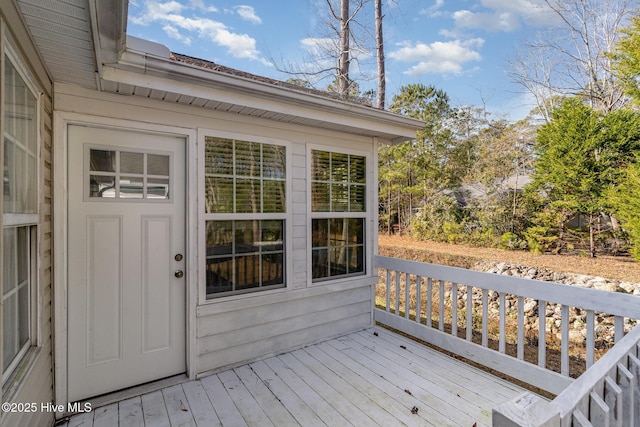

{"left": 311, "top": 149, "right": 366, "bottom": 281}
{"left": 2, "top": 49, "right": 39, "bottom": 383}
{"left": 204, "top": 136, "right": 286, "bottom": 298}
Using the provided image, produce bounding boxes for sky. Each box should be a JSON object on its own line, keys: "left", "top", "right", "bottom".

{"left": 127, "top": 0, "right": 563, "bottom": 121}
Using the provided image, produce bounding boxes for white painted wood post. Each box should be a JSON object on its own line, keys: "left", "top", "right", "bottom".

{"left": 466, "top": 285, "right": 473, "bottom": 341}
{"left": 492, "top": 393, "right": 560, "bottom": 426}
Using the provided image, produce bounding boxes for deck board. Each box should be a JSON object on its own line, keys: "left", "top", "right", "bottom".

{"left": 65, "top": 327, "right": 533, "bottom": 427}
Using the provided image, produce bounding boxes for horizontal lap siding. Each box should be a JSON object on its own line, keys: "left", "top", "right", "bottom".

{"left": 196, "top": 282, "right": 373, "bottom": 374}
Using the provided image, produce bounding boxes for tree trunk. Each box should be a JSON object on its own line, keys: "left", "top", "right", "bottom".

{"left": 589, "top": 213, "right": 596, "bottom": 257}
{"left": 375, "top": 0, "right": 385, "bottom": 109}
{"left": 338, "top": 0, "right": 350, "bottom": 98}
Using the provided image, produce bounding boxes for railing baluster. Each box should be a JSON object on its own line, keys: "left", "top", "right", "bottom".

{"left": 616, "top": 362, "right": 633, "bottom": 427}
{"left": 466, "top": 285, "right": 473, "bottom": 342}
{"left": 405, "top": 272, "right": 410, "bottom": 319}
{"left": 415, "top": 276, "right": 422, "bottom": 324}
{"left": 395, "top": 271, "right": 400, "bottom": 315}
{"left": 499, "top": 292, "right": 506, "bottom": 354}
{"left": 588, "top": 391, "right": 609, "bottom": 426}
{"left": 604, "top": 376, "right": 622, "bottom": 426}
{"left": 385, "top": 269, "right": 391, "bottom": 313}
{"left": 616, "top": 316, "right": 625, "bottom": 343}
{"left": 562, "top": 304, "right": 569, "bottom": 376}
{"left": 587, "top": 310, "right": 595, "bottom": 368}
{"left": 439, "top": 279, "right": 445, "bottom": 332}
{"left": 452, "top": 283, "right": 458, "bottom": 338}
{"left": 517, "top": 296, "right": 524, "bottom": 360}
{"left": 426, "top": 277, "right": 432, "bottom": 328}
{"left": 482, "top": 289, "right": 488, "bottom": 348}
{"left": 539, "top": 300, "right": 547, "bottom": 369}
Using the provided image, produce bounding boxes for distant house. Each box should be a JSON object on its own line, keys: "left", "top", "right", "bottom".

{"left": 0, "top": 1, "right": 423, "bottom": 425}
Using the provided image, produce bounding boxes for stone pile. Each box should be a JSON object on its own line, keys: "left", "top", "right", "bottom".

{"left": 466, "top": 261, "right": 640, "bottom": 344}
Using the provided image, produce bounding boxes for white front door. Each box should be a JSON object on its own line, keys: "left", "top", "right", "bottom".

{"left": 67, "top": 125, "right": 186, "bottom": 401}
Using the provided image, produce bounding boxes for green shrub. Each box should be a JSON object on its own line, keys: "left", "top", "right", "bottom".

{"left": 499, "top": 232, "right": 527, "bottom": 250}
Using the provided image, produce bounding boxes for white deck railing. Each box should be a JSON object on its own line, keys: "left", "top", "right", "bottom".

{"left": 374, "top": 255, "right": 640, "bottom": 426}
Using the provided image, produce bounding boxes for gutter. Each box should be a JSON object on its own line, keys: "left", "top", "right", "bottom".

{"left": 101, "top": 37, "right": 423, "bottom": 142}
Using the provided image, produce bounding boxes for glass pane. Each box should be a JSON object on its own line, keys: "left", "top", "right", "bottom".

{"left": 348, "top": 218, "right": 364, "bottom": 244}
{"left": 311, "top": 219, "right": 329, "bottom": 247}
{"left": 18, "top": 284, "right": 29, "bottom": 346}
{"left": 347, "top": 246, "right": 364, "bottom": 274}
{"left": 311, "top": 150, "right": 330, "bottom": 181}
{"left": 90, "top": 149, "right": 116, "bottom": 172}
{"left": 262, "top": 145, "right": 285, "bottom": 179}
{"left": 330, "top": 218, "right": 347, "bottom": 246}
{"left": 236, "top": 178, "right": 261, "bottom": 213}
{"left": 311, "top": 182, "right": 330, "bottom": 212}
{"left": 236, "top": 255, "right": 260, "bottom": 289}
{"left": 205, "top": 137, "right": 233, "bottom": 176}
{"left": 330, "top": 247, "right": 348, "bottom": 276}
{"left": 350, "top": 185, "right": 366, "bottom": 212}
{"left": 235, "top": 141, "right": 260, "bottom": 177}
{"left": 205, "top": 177, "right": 233, "bottom": 213}
{"left": 206, "top": 257, "right": 233, "bottom": 294}
{"left": 90, "top": 175, "right": 116, "bottom": 198}
{"left": 262, "top": 253, "right": 284, "bottom": 286}
{"left": 147, "top": 154, "right": 170, "bottom": 176}
{"left": 235, "top": 220, "right": 260, "bottom": 254}
{"left": 3, "top": 228, "right": 16, "bottom": 295}
{"left": 3, "top": 293, "right": 16, "bottom": 370}
{"left": 17, "top": 227, "right": 29, "bottom": 285}
{"left": 331, "top": 153, "right": 349, "bottom": 182}
{"left": 120, "top": 152, "right": 143, "bottom": 174}
{"left": 3, "top": 140, "right": 10, "bottom": 206}
{"left": 312, "top": 248, "right": 329, "bottom": 279}
{"left": 263, "top": 180, "right": 285, "bottom": 213}
{"left": 119, "top": 176, "right": 144, "bottom": 199}
{"left": 206, "top": 221, "right": 233, "bottom": 256}
{"left": 331, "top": 184, "right": 349, "bottom": 211}
{"left": 350, "top": 155, "right": 366, "bottom": 183}
{"left": 261, "top": 220, "right": 284, "bottom": 251}
{"left": 147, "top": 178, "right": 169, "bottom": 199}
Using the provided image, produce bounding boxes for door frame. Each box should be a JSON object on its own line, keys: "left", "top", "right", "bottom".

{"left": 53, "top": 112, "right": 198, "bottom": 409}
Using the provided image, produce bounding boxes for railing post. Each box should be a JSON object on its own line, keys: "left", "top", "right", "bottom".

{"left": 492, "top": 393, "right": 560, "bottom": 427}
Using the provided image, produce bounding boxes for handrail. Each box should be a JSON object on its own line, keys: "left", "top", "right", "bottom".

{"left": 373, "top": 255, "right": 640, "bottom": 396}
{"left": 494, "top": 324, "right": 640, "bottom": 426}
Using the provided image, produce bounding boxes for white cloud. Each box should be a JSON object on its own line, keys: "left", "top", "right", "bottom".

{"left": 235, "top": 5, "right": 262, "bottom": 24}
{"left": 451, "top": 0, "right": 556, "bottom": 33}
{"left": 163, "top": 24, "right": 192, "bottom": 45}
{"left": 129, "top": 1, "right": 265, "bottom": 62}
{"left": 190, "top": 0, "right": 217, "bottom": 12}
{"left": 389, "top": 38, "right": 484, "bottom": 76}
{"left": 420, "top": 0, "right": 445, "bottom": 18}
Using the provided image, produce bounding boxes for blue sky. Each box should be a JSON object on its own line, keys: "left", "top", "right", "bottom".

{"left": 127, "top": 0, "right": 562, "bottom": 121}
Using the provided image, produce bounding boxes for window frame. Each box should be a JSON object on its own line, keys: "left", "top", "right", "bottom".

{"left": 198, "top": 129, "right": 292, "bottom": 302}
{"left": 307, "top": 144, "right": 371, "bottom": 285}
{"left": 1, "top": 38, "right": 41, "bottom": 386}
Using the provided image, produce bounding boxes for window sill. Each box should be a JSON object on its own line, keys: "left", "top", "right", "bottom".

{"left": 2, "top": 347, "right": 41, "bottom": 402}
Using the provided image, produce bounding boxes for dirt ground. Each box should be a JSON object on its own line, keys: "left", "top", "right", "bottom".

{"left": 379, "top": 233, "right": 640, "bottom": 283}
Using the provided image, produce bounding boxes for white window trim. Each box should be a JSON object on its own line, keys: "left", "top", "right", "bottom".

{"left": 1, "top": 34, "right": 42, "bottom": 387}
{"left": 306, "top": 144, "right": 373, "bottom": 287}
{"left": 197, "top": 128, "right": 293, "bottom": 304}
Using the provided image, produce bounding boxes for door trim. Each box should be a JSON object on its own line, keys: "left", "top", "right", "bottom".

{"left": 53, "top": 112, "right": 198, "bottom": 411}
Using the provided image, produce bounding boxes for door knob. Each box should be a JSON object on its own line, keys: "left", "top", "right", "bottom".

{"left": 175, "top": 270, "right": 184, "bottom": 278}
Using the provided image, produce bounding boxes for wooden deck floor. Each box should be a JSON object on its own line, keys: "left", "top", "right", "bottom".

{"left": 61, "top": 327, "right": 531, "bottom": 427}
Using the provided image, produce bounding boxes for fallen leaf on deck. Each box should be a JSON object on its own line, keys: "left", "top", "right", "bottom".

{"left": 404, "top": 389, "right": 412, "bottom": 395}
{"left": 400, "top": 345, "right": 407, "bottom": 349}
{"left": 411, "top": 406, "right": 419, "bottom": 414}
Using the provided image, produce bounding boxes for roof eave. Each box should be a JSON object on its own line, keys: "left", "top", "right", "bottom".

{"left": 101, "top": 46, "right": 423, "bottom": 142}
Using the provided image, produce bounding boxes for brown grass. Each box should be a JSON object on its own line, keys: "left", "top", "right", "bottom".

{"left": 379, "top": 234, "right": 640, "bottom": 283}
